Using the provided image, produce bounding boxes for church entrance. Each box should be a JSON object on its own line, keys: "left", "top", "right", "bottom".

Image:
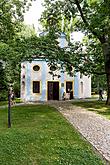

{"left": 47, "top": 82, "right": 59, "bottom": 100}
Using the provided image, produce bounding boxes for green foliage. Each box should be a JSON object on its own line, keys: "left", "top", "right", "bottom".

{"left": 0, "top": 41, "right": 21, "bottom": 95}
{"left": 0, "top": 2, "right": 37, "bottom": 97}
{"left": 13, "top": 78, "right": 20, "bottom": 98}
{"left": 0, "top": 0, "right": 22, "bottom": 42}
{"left": 0, "top": 62, "right": 8, "bottom": 100}
{"left": 0, "top": 18, "right": 66, "bottom": 99}
{"left": 0, "top": 0, "right": 36, "bottom": 99}
{"left": 17, "top": 23, "right": 36, "bottom": 38}
{"left": 0, "top": 105, "right": 105, "bottom": 164}
{"left": 0, "top": 0, "right": 35, "bottom": 42}
{"left": 0, "top": 89, "right": 8, "bottom": 101}
{"left": 92, "top": 74, "right": 107, "bottom": 93}
{"left": 40, "top": 0, "right": 110, "bottom": 104}
{"left": 40, "top": 0, "right": 108, "bottom": 75}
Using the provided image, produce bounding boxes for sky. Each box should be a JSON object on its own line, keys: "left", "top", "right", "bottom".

{"left": 71, "top": 32, "right": 84, "bottom": 42}
{"left": 24, "top": 0, "right": 44, "bottom": 32}
{"left": 24, "top": 0, "right": 84, "bottom": 41}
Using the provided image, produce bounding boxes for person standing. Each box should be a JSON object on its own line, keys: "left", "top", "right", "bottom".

{"left": 70, "top": 90, "right": 73, "bottom": 100}
{"left": 62, "top": 92, "right": 66, "bottom": 100}
{"left": 99, "top": 89, "right": 103, "bottom": 100}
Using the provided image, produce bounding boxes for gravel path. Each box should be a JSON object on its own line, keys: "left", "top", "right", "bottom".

{"left": 47, "top": 101, "right": 110, "bottom": 163}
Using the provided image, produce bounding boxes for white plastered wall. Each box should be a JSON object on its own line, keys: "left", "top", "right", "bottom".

{"left": 78, "top": 73, "right": 91, "bottom": 98}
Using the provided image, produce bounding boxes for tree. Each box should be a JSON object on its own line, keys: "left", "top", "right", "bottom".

{"left": 0, "top": 0, "right": 68, "bottom": 100}
{"left": 92, "top": 74, "right": 107, "bottom": 94}
{"left": 40, "top": 0, "right": 110, "bottom": 104}
{"left": 0, "top": 0, "right": 34, "bottom": 42}
{"left": 0, "top": 0, "right": 35, "bottom": 97}
{"left": 0, "top": 0, "right": 36, "bottom": 127}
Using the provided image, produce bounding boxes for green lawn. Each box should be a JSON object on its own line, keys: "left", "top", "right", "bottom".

{"left": 0, "top": 104, "right": 105, "bottom": 165}
{"left": 72, "top": 100, "right": 110, "bottom": 120}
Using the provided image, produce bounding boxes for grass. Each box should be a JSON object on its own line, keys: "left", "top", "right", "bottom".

{"left": 0, "top": 104, "right": 105, "bottom": 165}
{"left": 72, "top": 100, "right": 110, "bottom": 120}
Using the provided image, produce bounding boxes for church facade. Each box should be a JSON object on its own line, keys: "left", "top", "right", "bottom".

{"left": 20, "top": 33, "right": 91, "bottom": 102}
{"left": 21, "top": 59, "right": 91, "bottom": 101}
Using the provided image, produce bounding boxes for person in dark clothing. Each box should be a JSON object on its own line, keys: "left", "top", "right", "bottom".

{"left": 62, "top": 92, "right": 66, "bottom": 100}
{"left": 99, "top": 89, "right": 103, "bottom": 100}
{"left": 70, "top": 90, "right": 73, "bottom": 100}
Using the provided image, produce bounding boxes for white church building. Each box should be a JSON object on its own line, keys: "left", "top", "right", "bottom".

{"left": 21, "top": 33, "right": 91, "bottom": 102}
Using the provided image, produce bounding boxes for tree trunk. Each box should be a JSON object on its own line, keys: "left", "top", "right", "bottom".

{"left": 106, "top": 73, "right": 110, "bottom": 104}
{"left": 103, "top": 42, "right": 110, "bottom": 105}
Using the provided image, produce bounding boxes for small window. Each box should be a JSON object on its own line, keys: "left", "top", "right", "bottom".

{"left": 33, "top": 65, "right": 40, "bottom": 71}
{"left": 33, "top": 81, "right": 40, "bottom": 93}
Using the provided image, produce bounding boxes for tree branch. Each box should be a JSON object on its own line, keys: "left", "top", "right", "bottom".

{"left": 69, "top": 0, "right": 106, "bottom": 43}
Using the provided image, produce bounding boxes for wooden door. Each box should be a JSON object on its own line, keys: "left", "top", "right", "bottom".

{"left": 48, "top": 82, "right": 59, "bottom": 100}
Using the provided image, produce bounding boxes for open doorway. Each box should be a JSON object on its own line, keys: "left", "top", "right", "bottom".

{"left": 47, "top": 82, "right": 59, "bottom": 100}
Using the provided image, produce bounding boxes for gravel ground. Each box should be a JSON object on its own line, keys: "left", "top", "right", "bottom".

{"left": 47, "top": 101, "right": 110, "bottom": 164}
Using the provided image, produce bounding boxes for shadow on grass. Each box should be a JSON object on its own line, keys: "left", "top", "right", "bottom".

{"left": 72, "top": 100, "right": 110, "bottom": 119}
